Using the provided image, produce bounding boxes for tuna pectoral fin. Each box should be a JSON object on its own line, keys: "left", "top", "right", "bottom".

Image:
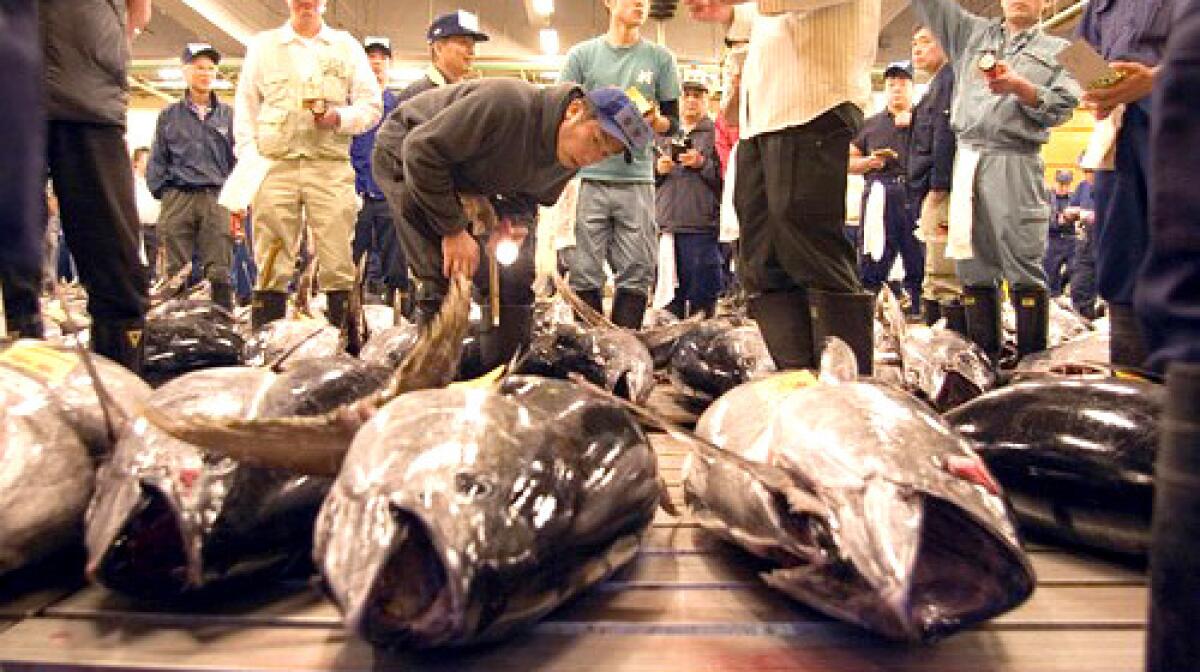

{"left": 140, "top": 404, "right": 354, "bottom": 476}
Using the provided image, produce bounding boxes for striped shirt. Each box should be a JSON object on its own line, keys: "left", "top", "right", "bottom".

{"left": 729, "top": 0, "right": 880, "bottom": 139}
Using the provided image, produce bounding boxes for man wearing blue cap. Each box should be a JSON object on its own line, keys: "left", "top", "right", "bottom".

{"left": 400, "top": 10, "right": 489, "bottom": 102}
{"left": 1042, "top": 169, "right": 1077, "bottom": 298}
{"left": 350, "top": 36, "right": 407, "bottom": 310}
{"left": 373, "top": 81, "right": 651, "bottom": 369}
{"left": 561, "top": 0, "right": 682, "bottom": 329}
{"left": 147, "top": 43, "right": 237, "bottom": 310}
{"left": 849, "top": 61, "right": 925, "bottom": 317}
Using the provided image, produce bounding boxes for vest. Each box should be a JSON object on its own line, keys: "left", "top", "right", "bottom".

{"left": 254, "top": 28, "right": 356, "bottom": 161}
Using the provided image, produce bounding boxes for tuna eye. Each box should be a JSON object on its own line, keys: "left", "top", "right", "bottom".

{"left": 455, "top": 472, "right": 493, "bottom": 498}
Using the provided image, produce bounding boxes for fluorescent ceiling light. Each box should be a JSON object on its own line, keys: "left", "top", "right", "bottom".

{"left": 539, "top": 28, "right": 560, "bottom": 56}
{"left": 532, "top": 0, "right": 555, "bottom": 16}
{"left": 158, "top": 67, "right": 184, "bottom": 80}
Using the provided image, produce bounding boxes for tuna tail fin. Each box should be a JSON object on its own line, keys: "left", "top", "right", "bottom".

{"left": 553, "top": 273, "right": 617, "bottom": 330}
{"left": 876, "top": 284, "right": 908, "bottom": 355}
{"left": 377, "top": 274, "right": 472, "bottom": 401}
{"left": 819, "top": 337, "right": 860, "bottom": 385}
{"left": 140, "top": 402, "right": 356, "bottom": 476}
{"left": 51, "top": 279, "right": 127, "bottom": 448}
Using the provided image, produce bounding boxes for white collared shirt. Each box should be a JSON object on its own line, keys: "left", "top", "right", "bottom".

{"left": 729, "top": 0, "right": 879, "bottom": 138}
{"left": 234, "top": 21, "right": 382, "bottom": 157}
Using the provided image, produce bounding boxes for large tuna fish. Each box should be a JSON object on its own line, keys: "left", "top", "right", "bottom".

{"left": 683, "top": 346, "right": 1034, "bottom": 642}
{"left": 946, "top": 377, "right": 1161, "bottom": 556}
{"left": 515, "top": 321, "right": 656, "bottom": 403}
{"left": 667, "top": 318, "right": 775, "bottom": 402}
{"left": 0, "top": 340, "right": 151, "bottom": 576}
{"left": 875, "top": 287, "right": 995, "bottom": 410}
{"left": 86, "top": 357, "right": 393, "bottom": 598}
{"left": 143, "top": 300, "right": 245, "bottom": 385}
{"left": 1013, "top": 329, "right": 1111, "bottom": 379}
{"left": 315, "top": 375, "right": 660, "bottom": 648}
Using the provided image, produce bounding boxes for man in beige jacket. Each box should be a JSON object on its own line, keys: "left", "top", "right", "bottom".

{"left": 233, "top": 0, "right": 381, "bottom": 333}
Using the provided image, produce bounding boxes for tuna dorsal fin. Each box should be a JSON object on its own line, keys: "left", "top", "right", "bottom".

{"left": 876, "top": 284, "right": 908, "bottom": 353}
{"left": 552, "top": 273, "right": 617, "bottom": 330}
{"left": 818, "top": 337, "right": 859, "bottom": 384}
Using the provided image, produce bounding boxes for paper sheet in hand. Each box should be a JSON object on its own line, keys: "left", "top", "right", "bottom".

{"left": 1056, "top": 39, "right": 1125, "bottom": 90}
{"left": 218, "top": 149, "right": 274, "bottom": 212}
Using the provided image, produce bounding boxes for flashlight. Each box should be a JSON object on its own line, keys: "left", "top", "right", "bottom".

{"left": 495, "top": 239, "right": 519, "bottom": 266}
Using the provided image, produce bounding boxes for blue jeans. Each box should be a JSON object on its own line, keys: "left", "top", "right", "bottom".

{"left": 667, "top": 231, "right": 724, "bottom": 314}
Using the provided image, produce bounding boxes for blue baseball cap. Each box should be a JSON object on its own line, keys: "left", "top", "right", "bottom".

{"left": 427, "top": 10, "right": 490, "bottom": 43}
{"left": 883, "top": 60, "right": 914, "bottom": 80}
{"left": 586, "top": 87, "right": 654, "bottom": 162}
{"left": 181, "top": 42, "right": 221, "bottom": 65}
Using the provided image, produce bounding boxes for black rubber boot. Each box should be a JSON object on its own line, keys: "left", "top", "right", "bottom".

{"left": 1109, "top": 303, "right": 1148, "bottom": 368}
{"left": 1147, "top": 362, "right": 1200, "bottom": 672}
{"left": 210, "top": 282, "right": 234, "bottom": 312}
{"left": 748, "top": 289, "right": 815, "bottom": 370}
{"left": 809, "top": 289, "right": 875, "bottom": 376}
{"left": 611, "top": 289, "right": 648, "bottom": 329}
{"left": 91, "top": 318, "right": 146, "bottom": 376}
{"left": 1012, "top": 284, "right": 1049, "bottom": 357}
{"left": 575, "top": 289, "right": 603, "bottom": 318}
{"left": 326, "top": 290, "right": 362, "bottom": 356}
{"left": 940, "top": 299, "right": 967, "bottom": 336}
{"left": 5, "top": 313, "right": 44, "bottom": 340}
{"left": 922, "top": 298, "right": 942, "bottom": 327}
{"left": 480, "top": 304, "right": 533, "bottom": 371}
{"left": 962, "top": 285, "right": 1003, "bottom": 359}
{"left": 251, "top": 291, "right": 288, "bottom": 331}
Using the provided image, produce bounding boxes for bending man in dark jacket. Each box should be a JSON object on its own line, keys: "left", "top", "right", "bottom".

{"left": 372, "top": 80, "right": 652, "bottom": 369}
{"left": 654, "top": 80, "right": 723, "bottom": 318}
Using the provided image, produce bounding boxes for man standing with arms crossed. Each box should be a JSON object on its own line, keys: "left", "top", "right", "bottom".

{"left": 234, "top": 0, "right": 381, "bottom": 334}
{"left": 684, "top": 0, "right": 880, "bottom": 374}
{"left": 561, "top": 0, "right": 681, "bottom": 329}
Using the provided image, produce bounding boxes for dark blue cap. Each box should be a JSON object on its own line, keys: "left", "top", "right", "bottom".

{"left": 883, "top": 60, "right": 914, "bottom": 80}
{"left": 181, "top": 42, "right": 221, "bottom": 65}
{"left": 427, "top": 10, "right": 490, "bottom": 43}
{"left": 586, "top": 87, "right": 654, "bottom": 160}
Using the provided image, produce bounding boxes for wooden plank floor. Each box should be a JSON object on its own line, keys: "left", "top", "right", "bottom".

{"left": 0, "top": 429, "right": 1149, "bottom": 671}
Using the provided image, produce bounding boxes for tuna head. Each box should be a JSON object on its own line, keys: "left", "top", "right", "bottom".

{"left": 690, "top": 379, "right": 1034, "bottom": 642}
{"left": 317, "top": 378, "right": 658, "bottom": 648}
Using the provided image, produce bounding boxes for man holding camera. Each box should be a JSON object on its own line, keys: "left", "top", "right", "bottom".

{"left": 655, "top": 80, "right": 723, "bottom": 318}
{"left": 233, "top": 0, "right": 382, "bottom": 332}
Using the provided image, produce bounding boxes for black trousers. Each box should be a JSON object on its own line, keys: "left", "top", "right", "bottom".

{"left": 353, "top": 196, "right": 409, "bottom": 291}
{"left": 0, "top": 0, "right": 45, "bottom": 321}
{"left": 734, "top": 103, "right": 864, "bottom": 296}
{"left": 374, "top": 148, "right": 533, "bottom": 305}
{"left": 46, "top": 122, "right": 149, "bottom": 320}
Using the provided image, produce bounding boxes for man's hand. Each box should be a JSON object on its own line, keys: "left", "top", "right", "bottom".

{"left": 656, "top": 154, "right": 676, "bottom": 175}
{"left": 865, "top": 154, "right": 887, "bottom": 172}
{"left": 679, "top": 149, "right": 705, "bottom": 169}
{"left": 1084, "top": 61, "right": 1157, "bottom": 120}
{"left": 683, "top": 0, "right": 735, "bottom": 23}
{"left": 645, "top": 106, "right": 671, "bottom": 134}
{"left": 983, "top": 61, "right": 1039, "bottom": 106}
{"left": 230, "top": 209, "right": 247, "bottom": 242}
{"left": 313, "top": 107, "right": 342, "bottom": 131}
{"left": 443, "top": 229, "right": 481, "bottom": 279}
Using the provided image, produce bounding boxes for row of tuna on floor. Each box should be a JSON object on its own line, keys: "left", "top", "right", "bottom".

{"left": 0, "top": 278, "right": 1156, "bottom": 648}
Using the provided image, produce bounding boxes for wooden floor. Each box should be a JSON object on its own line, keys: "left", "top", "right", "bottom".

{"left": 0, "top": 391, "right": 1150, "bottom": 671}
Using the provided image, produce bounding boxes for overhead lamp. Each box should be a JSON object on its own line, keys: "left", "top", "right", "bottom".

{"left": 158, "top": 67, "right": 184, "bottom": 80}
{"left": 539, "top": 28, "right": 560, "bottom": 56}
{"left": 532, "top": 0, "right": 554, "bottom": 16}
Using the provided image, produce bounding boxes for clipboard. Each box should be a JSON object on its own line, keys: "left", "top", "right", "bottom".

{"left": 1055, "top": 38, "right": 1126, "bottom": 90}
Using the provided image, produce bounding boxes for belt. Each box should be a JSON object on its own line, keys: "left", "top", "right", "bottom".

{"left": 868, "top": 174, "right": 906, "bottom": 185}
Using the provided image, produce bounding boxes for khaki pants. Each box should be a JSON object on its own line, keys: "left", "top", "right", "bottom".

{"left": 918, "top": 194, "right": 960, "bottom": 300}
{"left": 252, "top": 159, "right": 357, "bottom": 292}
